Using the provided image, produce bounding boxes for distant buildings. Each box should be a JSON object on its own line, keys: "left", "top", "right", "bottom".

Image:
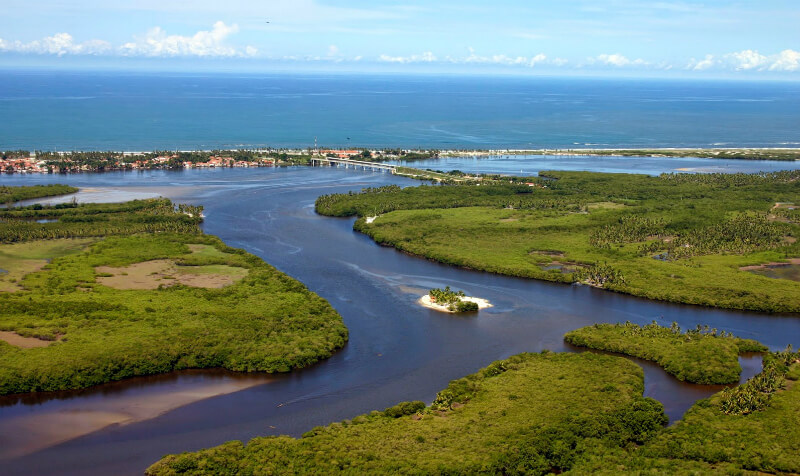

{"left": 320, "top": 149, "right": 364, "bottom": 159}
{"left": 0, "top": 153, "right": 279, "bottom": 173}
{"left": 0, "top": 157, "right": 48, "bottom": 173}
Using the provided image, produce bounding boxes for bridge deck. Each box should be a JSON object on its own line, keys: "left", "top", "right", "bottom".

{"left": 311, "top": 157, "right": 396, "bottom": 172}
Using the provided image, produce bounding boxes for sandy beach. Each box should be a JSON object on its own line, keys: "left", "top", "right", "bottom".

{"left": 0, "top": 375, "right": 270, "bottom": 460}
{"left": 417, "top": 294, "right": 492, "bottom": 313}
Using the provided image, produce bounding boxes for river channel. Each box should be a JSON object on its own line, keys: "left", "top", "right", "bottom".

{"left": 1, "top": 162, "right": 798, "bottom": 475}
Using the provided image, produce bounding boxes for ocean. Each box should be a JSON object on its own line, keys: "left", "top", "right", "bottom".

{"left": 1, "top": 70, "right": 799, "bottom": 151}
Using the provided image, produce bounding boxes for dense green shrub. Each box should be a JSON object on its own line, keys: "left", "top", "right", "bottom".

{"left": 0, "top": 184, "right": 77, "bottom": 204}
{"left": 382, "top": 401, "right": 426, "bottom": 418}
{"left": 147, "top": 352, "right": 667, "bottom": 475}
{"left": 316, "top": 170, "right": 800, "bottom": 313}
{"left": 455, "top": 300, "right": 479, "bottom": 312}
{"left": 565, "top": 321, "right": 768, "bottom": 384}
{"left": 0, "top": 196, "right": 347, "bottom": 394}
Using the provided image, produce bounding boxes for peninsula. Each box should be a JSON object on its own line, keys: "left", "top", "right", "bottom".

{"left": 148, "top": 345, "right": 800, "bottom": 475}
{"left": 0, "top": 186, "right": 347, "bottom": 395}
{"left": 316, "top": 169, "right": 800, "bottom": 313}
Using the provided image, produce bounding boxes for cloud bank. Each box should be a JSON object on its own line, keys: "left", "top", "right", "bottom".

{"left": 0, "top": 22, "right": 256, "bottom": 58}
{"left": 378, "top": 49, "right": 560, "bottom": 68}
{"left": 688, "top": 49, "right": 800, "bottom": 72}
{"left": 0, "top": 23, "right": 798, "bottom": 76}
{"left": 0, "top": 33, "right": 111, "bottom": 56}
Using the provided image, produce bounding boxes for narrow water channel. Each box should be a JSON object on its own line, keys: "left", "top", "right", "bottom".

{"left": 1, "top": 166, "right": 798, "bottom": 476}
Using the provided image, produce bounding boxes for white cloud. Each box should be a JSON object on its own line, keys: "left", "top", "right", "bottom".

{"left": 768, "top": 49, "right": 800, "bottom": 72}
{"left": 120, "top": 21, "right": 255, "bottom": 57}
{"left": 726, "top": 49, "right": 768, "bottom": 70}
{"left": 0, "top": 33, "right": 111, "bottom": 56}
{"left": 529, "top": 53, "right": 547, "bottom": 66}
{"left": 687, "top": 54, "right": 716, "bottom": 70}
{"left": 378, "top": 51, "right": 437, "bottom": 63}
{"left": 378, "top": 49, "right": 565, "bottom": 68}
{"left": 592, "top": 53, "right": 647, "bottom": 67}
{"left": 327, "top": 45, "right": 339, "bottom": 56}
{"left": 0, "top": 22, "right": 255, "bottom": 57}
{"left": 687, "top": 49, "right": 800, "bottom": 72}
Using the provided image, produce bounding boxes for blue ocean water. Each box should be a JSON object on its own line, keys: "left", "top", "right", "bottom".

{"left": 0, "top": 70, "right": 799, "bottom": 151}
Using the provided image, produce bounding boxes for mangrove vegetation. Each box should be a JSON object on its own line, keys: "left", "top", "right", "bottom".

{"left": 0, "top": 193, "right": 347, "bottom": 395}
{"left": 564, "top": 321, "right": 767, "bottom": 384}
{"left": 316, "top": 170, "right": 800, "bottom": 313}
{"left": 147, "top": 345, "right": 800, "bottom": 475}
{"left": 0, "top": 184, "right": 77, "bottom": 205}
{"left": 146, "top": 351, "right": 667, "bottom": 475}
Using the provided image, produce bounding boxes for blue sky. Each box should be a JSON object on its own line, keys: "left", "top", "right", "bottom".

{"left": 1, "top": 0, "right": 798, "bottom": 78}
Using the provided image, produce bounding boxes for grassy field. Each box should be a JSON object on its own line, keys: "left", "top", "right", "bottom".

{"left": 0, "top": 197, "right": 347, "bottom": 395}
{"left": 564, "top": 322, "right": 767, "bottom": 384}
{"left": 146, "top": 352, "right": 667, "bottom": 475}
{"left": 316, "top": 170, "right": 800, "bottom": 313}
{"left": 0, "top": 238, "right": 95, "bottom": 291}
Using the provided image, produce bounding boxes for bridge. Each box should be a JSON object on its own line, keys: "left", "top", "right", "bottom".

{"left": 310, "top": 157, "right": 396, "bottom": 173}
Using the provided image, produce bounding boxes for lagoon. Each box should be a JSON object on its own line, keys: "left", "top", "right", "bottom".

{"left": 0, "top": 165, "right": 799, "bottom": 475}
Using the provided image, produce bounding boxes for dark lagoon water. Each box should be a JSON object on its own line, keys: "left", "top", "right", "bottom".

{"left": 1, "top": 71, "right": 800, "bottom": 150}
{"left": 1, "top": 166, "right": 799, "bottom": 475}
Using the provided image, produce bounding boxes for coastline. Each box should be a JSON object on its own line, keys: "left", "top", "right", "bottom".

{"left": 2, "top": 147, "right": 799, "bottom": 175}
{"left": 438, "top": 147, "right": 800, "bottom": 161}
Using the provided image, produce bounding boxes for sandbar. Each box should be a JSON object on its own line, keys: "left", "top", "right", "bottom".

{"left": 418, "top": 294, "right": 492, "bottom": 313}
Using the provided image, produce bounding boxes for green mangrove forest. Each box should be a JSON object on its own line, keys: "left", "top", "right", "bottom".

{"left": 316, "top": 170, "right": 800, "bottom": 313}
{"left": 565, "top": 321, "right": 767, "bottom": 384}
{"left": 0, "top": 189, "right": 347, "bottom": 395}
{"left": 147, "top": 345, "right": 800, "bottom": 475}
{"left": 0, "top": 183, "right": 77, "bottom": 205}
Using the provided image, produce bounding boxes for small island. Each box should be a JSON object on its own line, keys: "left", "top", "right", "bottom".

{"left": 419, "top": 286, "right": 491, "bottom": 313}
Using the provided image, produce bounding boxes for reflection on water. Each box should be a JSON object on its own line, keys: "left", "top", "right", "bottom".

{"left": 570, "top": 344, "right": 764, "bottom": 423}
{"left": 0, "top": 370, "right": 272, "bottom": 460}
{"left": 0, "top": 167, "right": 798, "bottom": 476}
{"left": 0, "top": 370, "right": 271, "bottom": 460}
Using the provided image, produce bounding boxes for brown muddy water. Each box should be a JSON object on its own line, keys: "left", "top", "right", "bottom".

{"left": 1, "top": 167, "right": 798, "bottom": 475}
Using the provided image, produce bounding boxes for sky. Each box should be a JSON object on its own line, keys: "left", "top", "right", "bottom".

{"left": 1, "top": 0, "right": 798, "bottom": 78}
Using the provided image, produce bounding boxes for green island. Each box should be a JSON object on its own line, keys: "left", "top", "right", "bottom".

{"left": 316, "top": 170, "right": 800, "bottom": 313}
{"left": 0, "top": 189, "right": 347, "bottom": 395}
{"left": 564, "top": 321, "right": 767, "bottom": 384}
{"left": 0, "top": 183, "right": 77, "bottom": 205}
{"left": 147, "top": 345, "right": 800, "bottom": 475}
{"left": 427, "top": 286, "right": 480, "bottom": 312}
